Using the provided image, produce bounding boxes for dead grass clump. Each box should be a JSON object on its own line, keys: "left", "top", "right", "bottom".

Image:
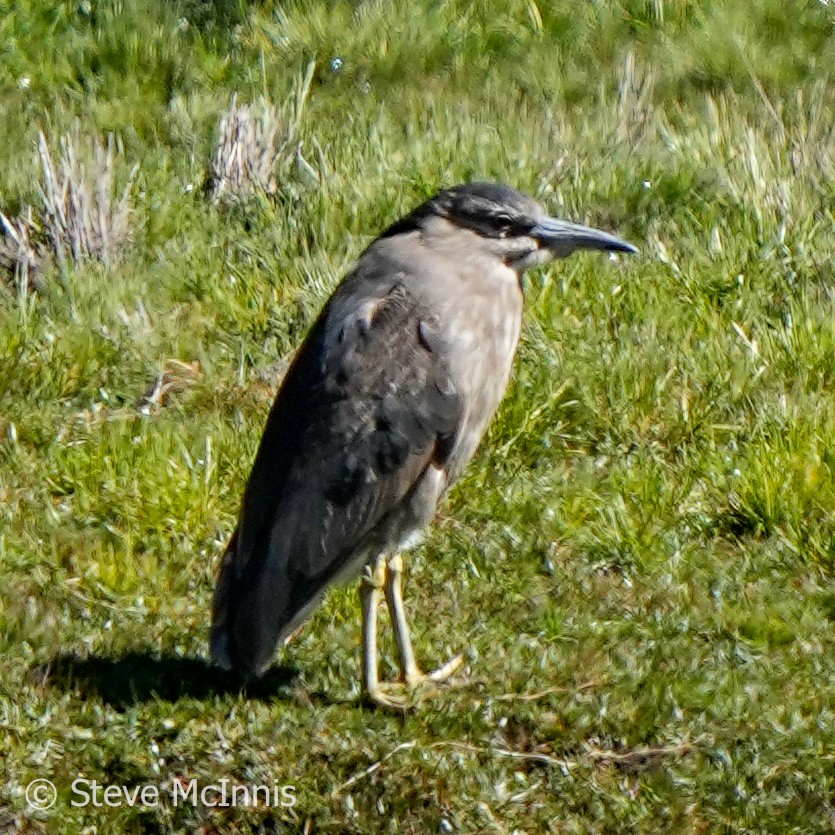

{"left": 38, "top": 130, "right": 135, "bottom": 269}
{"left": 0, "top": 129, "right": 135, "bottom": 289}
{"left": 206, "top": 64, "right": 317, "bottom": 203}
{"left": 206, "top": 94, "right": 282, "bottom": 202}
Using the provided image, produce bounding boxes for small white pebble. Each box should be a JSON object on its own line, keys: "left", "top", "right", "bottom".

{"left": 18, "top": 76, "right": 31, "bottom": 90}
{"left": 642, "top": 180, "right": 651, "bottom": 189}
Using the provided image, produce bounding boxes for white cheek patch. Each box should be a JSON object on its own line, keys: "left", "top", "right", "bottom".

{"left": 516, "top": 248, "right": 554, "bottom": 271}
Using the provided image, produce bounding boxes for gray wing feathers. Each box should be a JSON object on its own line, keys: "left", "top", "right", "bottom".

{"left": 211, "top": 266, "right": 461, "bottom": 677}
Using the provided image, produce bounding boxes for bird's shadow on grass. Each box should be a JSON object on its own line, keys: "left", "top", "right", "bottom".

{"left": 30, "top": 651, "right": 301, "bottom": 710}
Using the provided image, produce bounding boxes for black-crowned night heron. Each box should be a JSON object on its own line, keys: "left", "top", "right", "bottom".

{"left": 211, "top": 182, "right": 637, "bottom": 707}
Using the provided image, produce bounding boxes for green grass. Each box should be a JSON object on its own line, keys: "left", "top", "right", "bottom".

{"left": 2, "top": 0, "right": 835, "bottom": 831}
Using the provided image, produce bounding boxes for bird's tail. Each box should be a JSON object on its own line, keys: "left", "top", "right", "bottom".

{"left": 210, "top": 524, "right": 320, "bottom": 678}
{"left": 209, "top": 529, "right": 239, "bottom": 673}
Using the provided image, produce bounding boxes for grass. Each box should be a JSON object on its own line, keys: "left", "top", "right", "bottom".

{"left": 1, "top": 0, "right": 835, "bottom": 831}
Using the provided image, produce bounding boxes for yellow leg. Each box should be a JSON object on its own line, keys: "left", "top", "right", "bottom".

{"left": 384, "top": 553, "right": 463, "bottom": 687}
{"left": 383, "top": 553, "right": 421, "bottom": 683}
{"left": 360, "top": 554, "right": 408, "bottom": 708}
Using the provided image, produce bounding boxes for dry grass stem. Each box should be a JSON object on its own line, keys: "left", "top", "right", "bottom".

{"left": 333, "top": 735, "right": 697, "bottom": 797}
{"left": 493, "top": 678, "right": 604, "bottom": 702}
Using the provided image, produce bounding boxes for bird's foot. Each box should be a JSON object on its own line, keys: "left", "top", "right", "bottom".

{"left": 363, "top": 655, "right": 466, "bottom": 709}
{"left": 363, "top": 681, "right": 413, "bottom": 710}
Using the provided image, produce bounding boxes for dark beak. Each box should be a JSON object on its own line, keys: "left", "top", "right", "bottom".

{"left": 531, "top": 217, "right": 638, "bottom": 258}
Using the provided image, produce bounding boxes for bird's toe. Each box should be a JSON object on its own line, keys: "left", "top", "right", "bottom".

{"left": 363, "top": 682, "right": 412, "bottom": 710}
{"left": 425, "top": 653, "right": 464, "bottom": 683}
{"left": 403, "top": 653, "right": 464, "bottom": 687}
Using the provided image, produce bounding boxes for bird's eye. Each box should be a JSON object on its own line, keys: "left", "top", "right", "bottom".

{"left": 494, "top": 214, "right": 515, "bottom": 237}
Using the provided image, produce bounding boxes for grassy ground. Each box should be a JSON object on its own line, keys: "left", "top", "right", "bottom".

{"left": 1, "top": 0, "right": 835, "bottom": 832}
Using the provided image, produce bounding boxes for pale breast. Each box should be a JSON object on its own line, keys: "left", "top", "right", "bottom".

{"left": 372, "top": 230, "right": 525, "bottom": 482}
{"left": 441, "top": 262, "right": 524, "bottom": 478}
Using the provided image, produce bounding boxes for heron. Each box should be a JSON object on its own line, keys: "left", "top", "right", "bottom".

{"left": 211, "top": 182, "right": 637, "bottom": 707}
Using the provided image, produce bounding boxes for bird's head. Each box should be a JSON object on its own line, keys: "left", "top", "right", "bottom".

{"left": 387, "top": 182, "right": 638, "bottom": 273}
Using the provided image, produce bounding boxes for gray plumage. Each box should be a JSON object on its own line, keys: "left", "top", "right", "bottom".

{"left": 211, "top": 182, "right": 637, "bottom": 702}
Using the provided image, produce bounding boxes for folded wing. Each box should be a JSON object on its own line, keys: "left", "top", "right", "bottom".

{"left": 211, "top": 271, "right": 462, "bottom": 676}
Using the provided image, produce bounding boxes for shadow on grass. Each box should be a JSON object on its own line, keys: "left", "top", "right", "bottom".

{"left": 30, "top": 652, "right": 300, "bottom": 709}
